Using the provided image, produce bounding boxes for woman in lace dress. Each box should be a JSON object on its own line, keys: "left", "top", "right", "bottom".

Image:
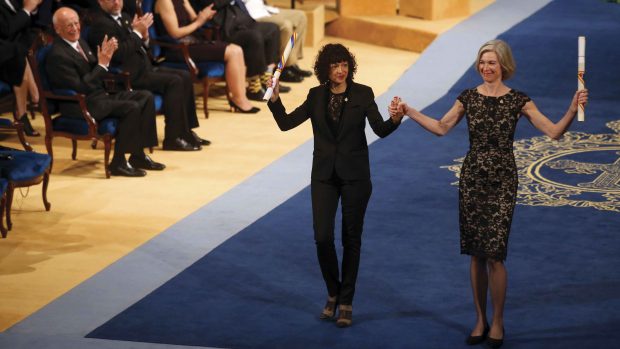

{"left": 389, "top": 39, "right": 588, "bottom": 348}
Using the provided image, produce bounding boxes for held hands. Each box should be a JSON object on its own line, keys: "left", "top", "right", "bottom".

{"left": 97, "top": 35, "right": 118, "bottom": 67}
{"left": 570, "top": 89, "right": 589, "bottom": 113}
{"left": 267, "top": 75, "right": 279, "bottom": 102}
{"left": 388, "top": 96, "right": 405, "bottom": 123}
{"left": 388, "top": 96, "right": 410, "bottom": 121}
{"left": 132, "top": 13, "right": 154, "bottom": 39}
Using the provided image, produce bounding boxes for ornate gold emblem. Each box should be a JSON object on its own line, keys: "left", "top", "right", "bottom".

{"left": 442, "top": 120, "right": 620, "bottom": 212}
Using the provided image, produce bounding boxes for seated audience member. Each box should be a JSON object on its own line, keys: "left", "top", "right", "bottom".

{"left": 0, "top": 0, "right": 43, "bottom": 136}
{"left": 242, "top": 0, "right": 311, "bottom": 82}
{"left": 89, "top": 0, "right": 210, "bottom": 150}
{"left": 47, "top": 7, "right": 165, "bottom": 176}
{"left": 165, "top": 0, "right": 284, "bottom": 101}
{"left": 153, "top": 0, "right": 259, "bottom": 112}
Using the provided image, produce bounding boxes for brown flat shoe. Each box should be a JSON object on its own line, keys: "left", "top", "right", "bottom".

{"left": 319, "top": 296, "right": 338, "bottom": 320}
{"left": 336, "top": 305, "right": 352, "bottom": 328}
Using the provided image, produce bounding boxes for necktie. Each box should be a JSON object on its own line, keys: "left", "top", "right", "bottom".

{"left": 235, "top": 0, "right": 249, "bottom": 14}
{"left": 115, "top": 15, "right": 131, "bottom": 33}
{"left": 76, "top": 43, "right": 89, "bottom": 62}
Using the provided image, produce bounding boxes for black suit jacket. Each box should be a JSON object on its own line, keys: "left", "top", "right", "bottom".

{"left": 0, "top": 38, "right": 27, "bottom": 86}
{"left": 45, "top": 37, "right": 110, "bottom": 118}
{"left": 208, "top": 0, "right": 255, "bottom": 41}
{"left": 0, "top": 0, "right": 33, "bottom": 41}
{"left": 268, "top": 82, "right": 399, "bottom": 180}
{"left": 88, "top": 10, "right": 153, "bottom": 84}
{"left": 0, "top": 0, "right": 37, "bottom": 85}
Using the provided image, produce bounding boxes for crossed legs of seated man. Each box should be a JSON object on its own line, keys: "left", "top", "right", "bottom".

{"left": 92, "top": 90, "right": 165, "bottom": 176}
{"left": 133, "top": 67, "right": 210, "bottom": 150}
{"left": 257, "top": 8, "right": 312, "bottom": 83}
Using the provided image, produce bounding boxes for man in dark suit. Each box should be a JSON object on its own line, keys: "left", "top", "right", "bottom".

{"left": 48, "top": 7, "right": 165, "bottom": 176}
{"left": 88, "top": 0, "right": 209, "bottom": 151}
{"left": 1, "top": 0, "right": 43, "bottom": 136}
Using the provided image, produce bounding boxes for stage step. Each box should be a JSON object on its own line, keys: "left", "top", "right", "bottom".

{"left": 269, "top": 1, "right": 493, "bottom": 52}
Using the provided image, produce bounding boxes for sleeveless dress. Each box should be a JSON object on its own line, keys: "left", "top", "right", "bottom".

{"left": 456, "top": 88, "right": 531, "bottom": 261}
{"left": 154, "top": 0, "right": 228, "bottom": 62}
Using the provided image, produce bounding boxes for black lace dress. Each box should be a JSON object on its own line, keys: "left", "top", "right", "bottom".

{"left": 457, "top": 88, "right": 531, "bottom": 261}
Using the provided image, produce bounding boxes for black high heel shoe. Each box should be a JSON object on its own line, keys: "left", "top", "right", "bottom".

{"left": 486, "top": 327, "right": 504, "bottom": 349}
{"left": 465, "top": 323, "right": 489, "bottom": 345}
{"left": 19, "top": 114, "right": 40, "bottom": 136}
{"left": 229, "top": 100, "right": 260, "bottom": 114}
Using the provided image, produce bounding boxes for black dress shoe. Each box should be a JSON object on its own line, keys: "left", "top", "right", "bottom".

{"left": 162, "top": 137, "right": 200, "bottom": 151}
{"left": 246, "top": 87, "right": 266, "bottom": 101}
{"left": 466, "top": 324, "right": 489, "bottom": 345}
{"left": 486, "top": 327, "right": 504, "bottom": 349}
{"left": 276, "top": 84, "right": 291, "bottom": 93}
{"left": 191, "top": 131, "right": 211, "bottom": 146}
{"left": 280, "top": 68, "right": 304, "bottom": 82}
{"left": 290, "top": 64, "right": 313, "bottom": 77}
{"left": 109, "top": 161, "right": 147, "bottom": 177}
{"left": 129, "top": 154, "right": 166, "bottom": 171}
{"left": 19, "top": 114, "right": 40, "bottom": 137}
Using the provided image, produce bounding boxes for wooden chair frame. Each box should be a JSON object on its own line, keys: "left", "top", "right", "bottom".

{"left": 27, "top": 47, "right": 131, "bottom": 178}
{"left": 0, "top": 86, "right": 34, "bottom": 151}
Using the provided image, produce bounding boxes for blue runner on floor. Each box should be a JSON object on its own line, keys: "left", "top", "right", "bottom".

{"left": 88, "top": 1, "right": 620, "bottom": 348}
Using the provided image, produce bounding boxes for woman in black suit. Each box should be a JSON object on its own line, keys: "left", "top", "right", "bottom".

{"left": 267, "top": 43, "right": 403, "bottom": 328}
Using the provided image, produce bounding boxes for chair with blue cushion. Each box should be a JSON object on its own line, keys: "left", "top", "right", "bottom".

{"left": 0, "top": 80, "right": 33, "bottom": 151}
{"left": 27, "top": 43, "right": 123, "bottom": 178}
{"left": 141, "top": 0, "right": 227, "bottom": 118}
{"left": 0, "top": 148, "right": 51, "bottom": 235}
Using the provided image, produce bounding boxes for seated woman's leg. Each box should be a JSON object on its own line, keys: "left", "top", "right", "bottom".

{"left": 223, "top": 44, "right": 256, "bottom": 111}
{"left": 12, "top": 61, "right": 39, "bottom": 136}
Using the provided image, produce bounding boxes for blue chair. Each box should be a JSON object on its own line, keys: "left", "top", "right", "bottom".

{"left": 141, "top": 0, "right": 227, "bottom": 118}
{"left": 0, "top": 149, "right": 51, "bottom": 234}
{"left": 27, "top": 44, "right": 121, "bottom": 178}
{"left": 0, "top": 80, "right": 33, "bottom": 151}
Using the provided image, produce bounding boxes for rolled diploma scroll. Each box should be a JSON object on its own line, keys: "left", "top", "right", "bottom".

{"left": 264, "top": 32, "right": 298, "bottom": 101}
{"left": 578, "top": 36, "right": 585, "bottom": 122}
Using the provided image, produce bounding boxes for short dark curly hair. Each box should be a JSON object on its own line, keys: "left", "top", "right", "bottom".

{"left": 313, "top": 43, "right": 357, "bottom": 85}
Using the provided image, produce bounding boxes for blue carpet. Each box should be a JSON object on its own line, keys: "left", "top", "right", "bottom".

{"left": 87, "top": 1, "right": 620, "bottom": 348}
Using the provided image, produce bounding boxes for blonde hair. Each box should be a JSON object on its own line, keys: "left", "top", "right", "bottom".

{"left": 474, "top": 39, "right": 516, "bottom": 80}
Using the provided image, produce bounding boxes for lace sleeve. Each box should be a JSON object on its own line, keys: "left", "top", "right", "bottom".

{"left": 456, "top": 89, "right": 471, "bottom": 108}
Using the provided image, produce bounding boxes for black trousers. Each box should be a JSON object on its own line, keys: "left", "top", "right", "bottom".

{"left": 89, "top": 89, "right": 157, "bottom": 158}
{"left": 311, "top": 171, "right": 372, "bottom": 305}
{"left": 227, "top": 22, "right": 280, "bottom": 77}
{"left": 133, "top": 67, "right": 199, "bottom": 141}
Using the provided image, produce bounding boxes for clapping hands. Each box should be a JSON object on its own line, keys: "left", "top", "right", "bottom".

{"left": 23, "top": 0, "right": 43, "bottom": 13}
{"left": 132, "top": 13, "right": 154, "bottom": 39}
{"left": 97, "top": 35, "right": 118, "bottom": 67}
